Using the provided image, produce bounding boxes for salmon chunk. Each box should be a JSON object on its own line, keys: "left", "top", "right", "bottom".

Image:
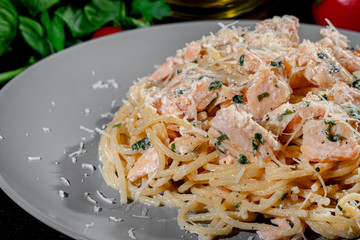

{"left": 152, "top": 66, "right": 218, "bottom": 119}
{"left": 148, "top": 57, "right": 183, "bottom": 81}
{"left": 184, "top": 42, "right": 201, "bottom": 62}
{"left": 170, "top": 134, "right": 204, "bottom": 155}
{"left": 208, "top": 105, "right": 281, "bottom": 163}
{"left": 128, "top": 148, "right": 160, "bottom": 182}
{"left": 260, "top": 102, "right": 299, "bottom": 136}
{"left": 257, "top": 218, "right": 291, "bottom": 240}
{"left": 296, "top": 41, "right": 353, "bottom": 88}
{"left": 246, "top": 65, "right": 292, "bottom": 119}
{"left": 301, "top": 120, "right": 360, "bottom": 162}
{"left": 245, "top": 15, "right": 299, "bottom": 50}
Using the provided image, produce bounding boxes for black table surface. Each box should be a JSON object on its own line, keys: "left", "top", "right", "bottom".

{"left": 0, "top": 0, "right": 315, "bottom": 239}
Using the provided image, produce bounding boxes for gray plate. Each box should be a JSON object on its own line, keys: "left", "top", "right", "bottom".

{"left": 0, "top": 20, "right": 359, "bottom": 240}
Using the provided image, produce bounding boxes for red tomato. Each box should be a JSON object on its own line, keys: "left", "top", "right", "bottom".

{"left": 312, "top": 0, "right": 360, "bottom": 32}
{"left": 91, "top": 26, "right": 124, "bottom": 39}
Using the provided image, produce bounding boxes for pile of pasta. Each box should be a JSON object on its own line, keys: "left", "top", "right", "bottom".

{"left": 99, "top": 15, "right": 360, "bottom": 239}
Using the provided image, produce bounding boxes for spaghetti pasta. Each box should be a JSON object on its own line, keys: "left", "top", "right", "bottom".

{"left": 99, "top": 15, "right": 360, "bottom": 239}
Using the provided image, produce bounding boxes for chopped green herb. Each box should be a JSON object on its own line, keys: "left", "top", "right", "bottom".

{"left": 171, "top": 143, "right": 176, "bottom": 152}
{"left": 197, "top": 74, "right": 211, "bottom": 80}
{"left": 270, "top": 60, "right": 283, "bottom": 67}
{"left": 175, "top": 89, "right": 184, "bottom": 97}
{"left": 329, "top": 63, "right": 340, "bottom": 73}
{"left": 132, "top": 136, "right": 151, "bottom": 152}
{"left": 317, "top": 52, "right": 328, "bottom": 59}
{"left": 315, "top": 167, "right": 320, "bottom": 172}
{"left": 347, "top": 46, "right": 356, "bottom": 52}
{"left": 192, "top": 59, "right": 198, "bottom": 63}
{"left": 278, "top": 109, "right": 294, "bottom": 122}
{"left": 176, "top": 69, "right": 182, "bottom": 74}
{"left": 305, "top": 101, "right": 311, "bottom": 107}
{"left": 324, "top": 120, "right": 346, "bottom": 142}
{"left": 350, "top": 80, "right": 360, "bottom": 89}
{"left": 233, "top": 95, "right": 243, "bottom": 104}
{"left": 237, "top": 154, "right": 249, "bottom": 164}
{"left": 209, "top": 81, "right": 222, "bottom": 90}
{"left": 252, "top": 132, "right": 265, "bottom": 156}
{"left": 286, "top": 219, "right": 294, "bottom": 228}
{"left": 192, "top": 145, "right": 200, "bottom": 152}
{"left": 215, "top": 131, "right": 229, "bottom": 153}
{"left": 321, "top": 94, "right": 328, "bottom": 100}
{"left": 257, "top": 92, "right": 269, "bottom": 102}
{"left": 112, "top": 123, "right": 122, "bottom": 128}
{"left": 275, "top": 84, "right": 279, "bottom": 88}
{"left": 337, "top": 205, "right": 343, "bottom": 211}
{"left": 279, "top": 192, "right": 288, "bottom": 201}
{"left": 239, "top": 54, "right": 245, "bottom": 66}
{"left": 345, "top": 106, "right": 360, "bottom": 119}
{"left": 234, "top": 203, "right": 241, "bottom": 207}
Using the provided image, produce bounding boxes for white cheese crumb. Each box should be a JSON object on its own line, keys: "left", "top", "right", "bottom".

{"left": 83, "top": 108, "right": 91, "bottom": 116}
{"left": 60, "top": 177, "right": 71, "bottom": 186}
{"left": 42, "top": 127, "right": 51, "bottom": 134}
{"left": 58, "top": 190, "right": 69, "bottom": 199}
{"left": 96, "top": 190, "right": 115, "bottom": 204}
{"left": 80, "top": 125, "right": 95, "bottom": 134}
{"left": 85, "top": 222, "right": 94, "bottom": 228}
{"left": 27, "top": 156, "right": 42, "bottom": 162}
{"left": 93, "top": 205, "right": 102, "bottom": 213}
{"left": 132, "top": 215, "right": 151, "bottom": 219}
{"left": 128, "top": 228, "right": 136, "bottom": 239}
{"left": 81, "top": 163, "right": 96, "bottom": 172}
{"left": 109, "top": 216, "right": 123, "bottom": 222}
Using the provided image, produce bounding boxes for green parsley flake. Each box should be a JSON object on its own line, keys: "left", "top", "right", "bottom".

{"left": 350, "top": 79, "right": 360, "bottom": 89}
{"left": 329, "top": 63, "right": 341, "bottom": 73}
{"left": 279, "top": 192, "right": 288, "bottom": 201}
{"left": 171, "top": 143, "right": 176, "bottom": 152}
{"left": 192, "top": 59, "right": 198, "bottom": 63}
{"left": 317, "top": 52, "right": 328, "bottom": 59}
{"left": 239, "top": 54, "right": 245, "bottom": 66}
{"left": 252, "top": 132, "right": 265, "bottom": 156}
{"left": 112, "top": 123, "right": 122, "bottom": 128}
{"left": 257, "top": 92, "right": 269, "bottom": 102}
{"left": 321, "top": 94, "right": 328, "bottom": 100}
{"left": 337, "top": 205, "right": 343, "bottom": 211}
{"left": 234, "top": 203, "right": 241, "bottom": 207}
{"left": 209, "top": 81, "right": 222, "bottom": 90}
{"left": 278, "top": 109, "right": 294, "bottom": 122}
{"left": 347, "top": 46, "right": 356, "bottom": 52}
{"left": 237, "top": 154, "right": 249, "bottom": 164}
{"left": 132, "top": 136, "right": 151, "bottom": 152}
{"left": 270, "top": 60, "right": 283, "bottom": 67}
{"left": 286, "top": 219, "right": 294, "bottom": 228}
{"left": 324, "top": 120, "right": 346, "bottom": 142}
{"left": 315, "top": 167, "right": 320, "bottom": 172}
{"left": 233, "top": 95, "right": 243, "bottom": 104}
{"left": 215, "top": 131, "right": 229, "bottom": 153}
{"left": 345, "top": 106, "right": 360, "bottom": 119}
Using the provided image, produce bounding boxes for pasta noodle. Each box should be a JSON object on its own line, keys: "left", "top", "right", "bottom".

{"left": 99, "top": 15, "right": 360, "bottom": 239}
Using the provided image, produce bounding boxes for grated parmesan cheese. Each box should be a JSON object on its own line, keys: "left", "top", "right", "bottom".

{"left": 128, "top": 228, "right": 136, "bottom": 240}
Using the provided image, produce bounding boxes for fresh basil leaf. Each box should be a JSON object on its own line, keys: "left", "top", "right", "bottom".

{"left": 0, "top": 0, "right": 18, "bottom": 56}
{"left": 56, "top": 0, "right": 121, "bottom": 37}
{"left": 131, "top": 0, "right": 172, "bottom": 23}
{"left": 19, "top": 16, "right": 52, "bottom": 57}
{"left": 41, "top": 11, "right": 65, "bottom": 51}
{"left": 20, "top": 0, "right": 60, "bottom": 16}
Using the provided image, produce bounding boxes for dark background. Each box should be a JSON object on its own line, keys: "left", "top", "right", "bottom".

{"left": 0, "top": 0, "right": 314, "bottom": 239}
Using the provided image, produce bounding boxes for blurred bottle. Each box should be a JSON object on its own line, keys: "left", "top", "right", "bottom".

{"left": 165, "top": 0, "right": 272, "bottom": 19}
